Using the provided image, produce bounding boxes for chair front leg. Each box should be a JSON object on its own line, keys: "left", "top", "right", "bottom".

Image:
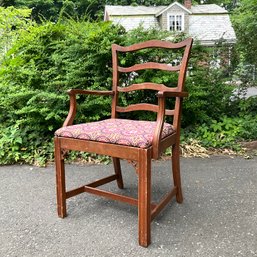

{"left": 138, "top": 149, "right": 151, "bottom": 247}
{"left": 54, "top": 137, "right": 67, "bottom": 218}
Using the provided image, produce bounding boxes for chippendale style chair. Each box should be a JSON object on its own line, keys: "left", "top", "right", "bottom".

{"left": 54, "top": 38, "right": 193, "bottom": 247}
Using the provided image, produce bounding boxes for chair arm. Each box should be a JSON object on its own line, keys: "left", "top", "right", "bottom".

{"left": 152, "top": 90, "right": 188, "bottom": 159}
{"left": 156, "top": 91, "right": 188, "bottom": 98}
{"left": 63, "top": 89, "right": 114, "bottom": 127}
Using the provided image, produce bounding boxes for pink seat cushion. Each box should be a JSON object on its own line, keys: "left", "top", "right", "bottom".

{"left": 55, "top": 118, "right": 175, "bottom": 148}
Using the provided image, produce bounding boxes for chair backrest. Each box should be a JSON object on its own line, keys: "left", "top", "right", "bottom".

{"left": 111, "top": 38, "right": 193, "bottom": 129}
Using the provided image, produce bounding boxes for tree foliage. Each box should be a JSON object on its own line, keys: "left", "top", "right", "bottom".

{"left": 0, "top": 0, "right": 15, "bottom": 6}
{"left": 232, "top": 0, "right": 257, "bottom": 66}
{"left": 1, "top": 0, "right": 239, "bottom": 21}
{"left": 0, "top": 6, "right": 32, "bottom": 58}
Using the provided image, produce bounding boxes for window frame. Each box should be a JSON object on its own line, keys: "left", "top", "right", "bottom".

{"left": 167, "top": 13, "right": 185, "bottom": 32}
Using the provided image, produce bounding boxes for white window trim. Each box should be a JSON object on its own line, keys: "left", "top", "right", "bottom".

{"left": 167, "top": 13, "right": 185, "bottom": 32}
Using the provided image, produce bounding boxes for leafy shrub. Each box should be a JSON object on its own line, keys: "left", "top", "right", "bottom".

{"left": 185, "top": 114, "right": 257, "bottom": 150}
{"left": 238, "top": 114, "right": 257, "bottom": 141}
{"left": 182, "top": 42, "right": 235, "bottom": 126}
{"left": 0, "top": 19, "right": 125, "bottom": 164}
{"left": 0, "top": 15, "right": 254, "bottom": 165}
{"left": 239, "top": 96, "right": 257, "bottom": 115}
{"left": 195, "top": 116, "right": 244, "bottom": 150}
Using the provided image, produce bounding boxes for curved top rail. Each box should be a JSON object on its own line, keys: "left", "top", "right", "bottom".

{"left": 112, "top": 38, "right": 193, "bottom": 52}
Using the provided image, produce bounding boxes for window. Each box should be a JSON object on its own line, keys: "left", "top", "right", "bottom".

{"left": 168, "top": 14, "right": 184, "bottom": 32}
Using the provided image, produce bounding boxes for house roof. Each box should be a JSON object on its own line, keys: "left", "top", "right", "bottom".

{"left": 105, "top": 3, "right": 228, "bottom": 16}
{"left": 189, "top": 14, "right": 236, "bottom": 45}
{"left": 104, "top": 5, "right": 165, "bottom": 16}
{"left": 191, "top": 4, "right": 228, "bottom": 14}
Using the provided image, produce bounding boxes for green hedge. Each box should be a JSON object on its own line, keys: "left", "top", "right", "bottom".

{"left": 1, "top": 16, "right": 255, "bottom": 165}
{"left": 0, "top": 19, "right": 126, "bottom": 164}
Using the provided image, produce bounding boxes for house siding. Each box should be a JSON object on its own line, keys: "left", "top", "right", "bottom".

{"left": 184, "top": 13, "right": 190, "bottom": 34}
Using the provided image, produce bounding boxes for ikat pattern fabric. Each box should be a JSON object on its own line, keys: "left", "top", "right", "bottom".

{"left": 55, "top": 118, "right": 175, "bottom": 148}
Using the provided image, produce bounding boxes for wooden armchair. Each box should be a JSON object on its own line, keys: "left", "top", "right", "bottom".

{"left": 54, "top": 38, "right": 193, "bottom": 247}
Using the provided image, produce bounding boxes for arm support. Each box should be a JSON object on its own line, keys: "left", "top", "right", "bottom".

{"left": 63, "top": 89, "right": 114, "bottom": 127}
{"left": 152, "top": 90, "right": 188, "bottom": 159}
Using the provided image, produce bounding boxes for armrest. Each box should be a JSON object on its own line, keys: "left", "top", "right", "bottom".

{"left": 68, "top": 89, "right": 114, "bottom": 96}
{"left": 63, "top": 89, "right": 114, "bottom": 127}
{"left": 157, "top": 91, "right": 188, "bottom": 98}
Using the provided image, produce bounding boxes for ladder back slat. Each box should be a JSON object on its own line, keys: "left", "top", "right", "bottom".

{"left": 118, "top": 62, "right": 180, "bottom": 73}
{"left": 118, "top": 83, "right": 173, "bottom": 93}
{"left": 116, "top": 104, "right": 174, "bottom": 116}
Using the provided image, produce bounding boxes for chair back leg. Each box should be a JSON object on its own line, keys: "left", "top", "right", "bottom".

{"left": 112, "top": 157, "right": 124, "bottom": 189}
{"left": 172, "top": 144, "right": 183, "bottom": 203}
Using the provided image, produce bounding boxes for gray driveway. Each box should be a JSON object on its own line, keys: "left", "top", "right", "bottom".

{"left": 0, "top": 156, "right": 256, "bottom": 256}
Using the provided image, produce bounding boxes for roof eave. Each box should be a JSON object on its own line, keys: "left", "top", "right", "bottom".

{"left": 156, "top": 2, "right": 192, "bottom": 17}
{"left": 197, "top": 38, "right": 237, "bottom": 46}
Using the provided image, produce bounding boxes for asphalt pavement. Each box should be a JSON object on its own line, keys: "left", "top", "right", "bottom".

{"left": 0, "top": 156, "right": 256, "bottom": 257}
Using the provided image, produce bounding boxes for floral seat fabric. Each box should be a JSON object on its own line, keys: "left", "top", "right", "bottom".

{"left": 55, "top": 118, "right": 175, "bottom": 148}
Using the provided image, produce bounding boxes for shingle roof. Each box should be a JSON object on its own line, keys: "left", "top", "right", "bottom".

{"left": 105, "top": 5, "right": 165, "bottom": 16}
{"left": 189, "top": 14, "right": 236, "bottom": 44}
{"left": 105, "top": 4, "right": 228, "bottom": 16}
{"left": 191, "top": 4, "right": 227, "bottom": 14}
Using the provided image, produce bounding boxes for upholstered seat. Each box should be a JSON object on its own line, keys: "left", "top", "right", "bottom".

{"left": 55, "top": 119, "right": 175, "bottom": 148}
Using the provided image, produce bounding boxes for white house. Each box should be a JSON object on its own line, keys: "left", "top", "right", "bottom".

{"left": 104, "top": 0, "right": 236, "bottom": 46}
